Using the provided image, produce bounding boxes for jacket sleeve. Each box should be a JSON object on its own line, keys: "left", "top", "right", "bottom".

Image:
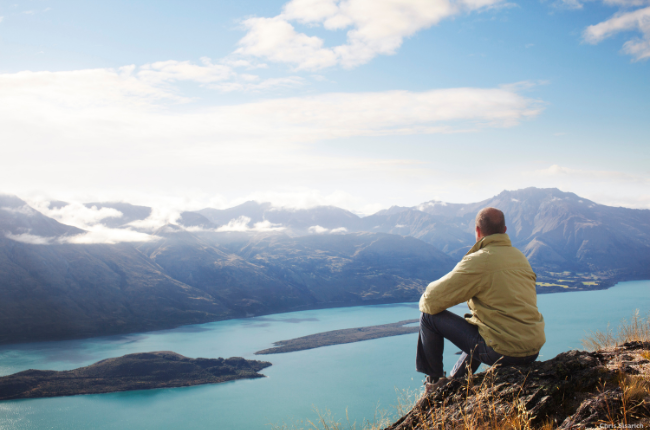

{"left": 419, "top": 253, "right": 486, "bottom": 315}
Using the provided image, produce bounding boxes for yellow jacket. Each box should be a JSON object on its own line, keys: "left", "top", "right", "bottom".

{"left": 419, "top": 233, "right": 545, "bottom": 357}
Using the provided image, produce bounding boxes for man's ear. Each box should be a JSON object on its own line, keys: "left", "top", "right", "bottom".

{"left": 503, "top": 226, "right": 507, "bottom": 234}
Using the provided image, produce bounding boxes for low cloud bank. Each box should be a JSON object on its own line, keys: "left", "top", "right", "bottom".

{"left": 216, "top": 216, "right": 285, "bottom": 232}
{"left": 308, "top": 225, "right": 347, "bottom": 234}
{"left": 4, "top": 227, "right": 158, "bottom": 245}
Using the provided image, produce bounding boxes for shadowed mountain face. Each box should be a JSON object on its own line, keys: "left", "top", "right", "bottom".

{"left": 0, "top": 195, "right": 83, "bottom": 238}
{"left": 360, "top": 188, "right": 650, "bottom": 275}
{"left": 0, "top": 208, "right": 454, "bottom": 343}
{"left": 0, "top": 188, "right": 648, "bottom": 344}
{"left": 84, "top": 202, "right": 152, "bottom": 229}
{"left": 137, "top": 227, "right": 455, "bottom": 317}
{"left": 0, "top": 235, "right": 230, "bottom": 344}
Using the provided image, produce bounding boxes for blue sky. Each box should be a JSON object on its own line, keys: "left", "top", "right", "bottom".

{"left": 1, "top": 0, "right": 648, "bottom": 214}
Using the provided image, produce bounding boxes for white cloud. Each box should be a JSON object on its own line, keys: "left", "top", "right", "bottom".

{"left": 235, "top": 0, "right": 507, "bottom": 70}
{"left": 0, "top": 65, "right": 542, "bottom": 152}
{"left": 29, "top": 201, "right": 123, "bottom": 230}
{"left": 581, "top": 3, "right": 650, "bottom": 60}
{"left": 211, "top": 76, "right": 305, "bottom": 92}
{"left": 216, "top": 216, "right": 285, "bottom": 232}
{"left": 0, "top": 60, "right": 543, "bottom": 216}
{"left": 137, "top": 57, "right": 234, "bottom": 85}
{"left": 308, "top": 225, "right": 351, "bottom": 234}
{"left": 217, "top": 216, "right": 253, "bottom": 232}
{"left": 126, "top": 207, "right": 181, "bottom": 231}
{"left": 61, "top": 226, "right": 158, "bottom": 244}
{"left": 253, "top": 220, "right": 286, "bottom": 231}
{"left": 308, "top": 225, "right": 329, "bottom": 233}
{"left": 4, "top": 232, "right": 54, "bottom": 245}
{"left": 4, "top": 227, "right": 157, "bottom": 245}
{"left": 26, "top": 200, "right": 161, "bottom": 244}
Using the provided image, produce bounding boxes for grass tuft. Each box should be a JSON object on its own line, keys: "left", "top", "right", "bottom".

{"left": 582, "top": 309, "right": 650, "bottom": 351}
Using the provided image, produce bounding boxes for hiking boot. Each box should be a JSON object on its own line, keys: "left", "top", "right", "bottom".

{"left": 422, "top": 374, "right": 449, "bottom": 397}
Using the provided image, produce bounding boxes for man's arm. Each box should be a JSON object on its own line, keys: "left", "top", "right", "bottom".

{"left": 419, "top": 254, "right": 486, "bottom": 315}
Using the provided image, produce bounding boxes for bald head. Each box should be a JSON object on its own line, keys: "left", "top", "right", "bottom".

{"left": 475, "top": 207, "right": 506, "bottom": 238}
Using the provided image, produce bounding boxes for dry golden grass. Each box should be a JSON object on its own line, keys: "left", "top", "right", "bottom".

{"left": 273, "top": 311, "right": 650, "bottom": 430}
{"left": 582, "top": 309, "right": 650, "bottom": 351}
{"left": 270, "top": 367, "right": 550, "bottom": 430}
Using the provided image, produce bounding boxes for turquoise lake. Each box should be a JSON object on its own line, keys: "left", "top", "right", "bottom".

{"left": 0, "top": 280, "right": 648, "bottom": 430}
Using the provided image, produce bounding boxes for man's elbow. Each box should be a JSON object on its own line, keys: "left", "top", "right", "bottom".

{"left": 419, "top": 295, "right": 443, "bottom": 315}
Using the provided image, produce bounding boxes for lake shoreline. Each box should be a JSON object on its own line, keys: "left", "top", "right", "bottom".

{"left": 1, "top": 277, "right": 647, "bottom": 349}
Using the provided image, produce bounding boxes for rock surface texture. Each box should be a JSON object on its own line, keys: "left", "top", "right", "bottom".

{"left": 0, "top": 351, "right": 271, "bottom": 401}
{"left": 385, "top": 342, "right": 650, "bottom": 429}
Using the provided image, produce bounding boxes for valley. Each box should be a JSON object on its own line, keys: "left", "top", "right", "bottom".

{"left": 1, "top": 187, "right": 648, "bottom": 345}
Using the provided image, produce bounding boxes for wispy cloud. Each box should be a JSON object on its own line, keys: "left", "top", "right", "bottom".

{"left": 216, "top": 216, "right": 285, "bottom": 232}
{"left": 584, "top": 5, "right": 650, "bottom": 60}
{"left": 308, "top": 225, "right": 329, "bottom": 233}
{"left": 211, "top": 75, "right": 305, "bottom": 92}
{"left": 4, "top": 228, "right": 158, "bottom": 245}
{"left": 4, "top": 232, "right": 55, "bottom": 245}
{"left": 22, "top": 7, "right": 51, "bottom": 15}
{"left": 565, "top": 0, "right": 650, "bottom": 60}
{"left": 126, "top": 207, "right": 181, "bottom": 231}
{"left": 0, "top": 65, "right": 542, "bottom": 148}
{"left": 307, "top": 225, "right": 348, "bottom": 234}
{"left": 62, "top": 226, "right": 157, "bottom": 244}
{"left": 234, "top": 0, "right": 508, "bottom": 70}
{"left": 26, "top": 200, "right": 161, "bottom": 244}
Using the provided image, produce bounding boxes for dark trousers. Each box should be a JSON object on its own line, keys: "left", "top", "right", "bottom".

{"left": 416, "top": 311, "right": 539, "bottom": 379}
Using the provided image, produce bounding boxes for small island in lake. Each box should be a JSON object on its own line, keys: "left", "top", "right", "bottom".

{"left": 255, "top": 319, "right": 419, "bottom": 355}
{"left": 0, "top": 351, "right": 271, "bottom": 401}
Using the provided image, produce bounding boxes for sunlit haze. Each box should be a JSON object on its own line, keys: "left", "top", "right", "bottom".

{"left": 1, "top": 0, "right": 648, "bottom": 215}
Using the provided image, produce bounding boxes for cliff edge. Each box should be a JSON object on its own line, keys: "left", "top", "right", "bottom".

{"left": 386, "top": 341, "right": 650, "bottom": 429}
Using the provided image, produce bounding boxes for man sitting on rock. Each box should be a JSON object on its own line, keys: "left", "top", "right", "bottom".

{"left": 417, "top": 207, "right": 545, "bottom": 392}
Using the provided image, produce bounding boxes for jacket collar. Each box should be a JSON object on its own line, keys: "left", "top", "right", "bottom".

{"left": 466, "top": 233, "right": 511, "bottom": 256}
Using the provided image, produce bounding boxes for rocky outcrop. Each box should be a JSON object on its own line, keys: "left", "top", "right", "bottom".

{"left": 386, "top": 342, "right": 650, "bottom": 429}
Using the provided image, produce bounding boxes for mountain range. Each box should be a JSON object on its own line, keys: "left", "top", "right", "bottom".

{"left": 1, "top": 187, "right": 648, "bottom": 344}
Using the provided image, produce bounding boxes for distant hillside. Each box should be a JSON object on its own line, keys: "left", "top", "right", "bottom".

{"left": 0, "top": 234, "right": 230, "bottom": 344}
{"left": 198, "top": 201, "right": 363, "bottom": 233}
{"left": 0, "top": 188, "right": 648, "bottom": 344}
{"left": 195, "top": 188, "right": 650, "bottom": 279}
{"left": 0, "top": 197, "right": 454, "bottom": 344}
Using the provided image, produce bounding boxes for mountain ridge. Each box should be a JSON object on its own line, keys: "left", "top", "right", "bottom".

{"left": 0, "top": 188, "right": 648, "bottom": 344}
